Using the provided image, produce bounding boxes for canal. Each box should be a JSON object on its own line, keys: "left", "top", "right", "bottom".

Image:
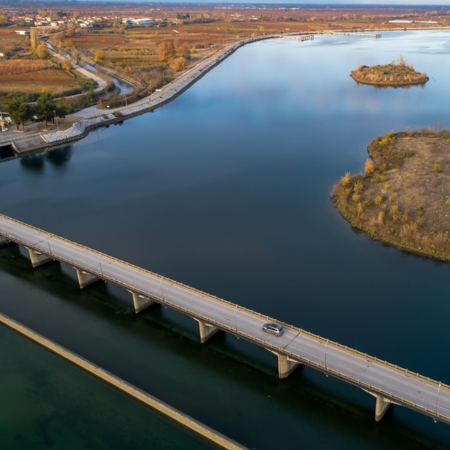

{"left": 1, "top": 31, "right": 450, "bottom": 449}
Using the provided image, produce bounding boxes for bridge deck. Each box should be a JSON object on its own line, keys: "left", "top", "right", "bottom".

{"left": 1, "top": 213, "right": 449, "bottom": 424}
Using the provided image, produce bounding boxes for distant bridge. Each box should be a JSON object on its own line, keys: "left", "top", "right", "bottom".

{"left": 1, "top": 213, "right": 449, "bottom": 425}
{"left": 332, "top": 32, "right": 382, "bottom": 38}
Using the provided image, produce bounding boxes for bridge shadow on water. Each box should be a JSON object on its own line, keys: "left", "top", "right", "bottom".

{"left": 0, "top": 243, "right": 449, "bottom": 450}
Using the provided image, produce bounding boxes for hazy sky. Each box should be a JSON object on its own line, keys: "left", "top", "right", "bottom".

{"left": 89, "top": 1, "right": 450, "bottom": 5}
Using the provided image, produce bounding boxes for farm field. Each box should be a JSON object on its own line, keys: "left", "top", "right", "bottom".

{"left": 0, "top": 70, "right": 75, "bottom": 93}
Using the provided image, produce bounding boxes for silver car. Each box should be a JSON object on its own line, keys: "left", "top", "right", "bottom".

{"left": 262, "top": 323, "right": 284, "bottom": 337}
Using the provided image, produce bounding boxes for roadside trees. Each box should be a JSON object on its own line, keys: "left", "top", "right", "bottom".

{"left": 36, "top": 92, "right": 56, "bottom": 129}
{"left": 158, "top": 41, "right": 175, "bottom": 62}
{"left": 30, "top": 28, "right": 39, "bottom": 50}
{"left": 170, "top": 57, "right": 187, "bottom": 72}
{"left": 7, "top": 97, "right": 32, "bottom": 131}
{"left": 61, "top": 60, "right": 73, "bottom": 71}
{"left": 36, "top": 43, "right": 50, "bottom": 59}
{"left": 86, "top": 89, "right": 97, "bottom": 104}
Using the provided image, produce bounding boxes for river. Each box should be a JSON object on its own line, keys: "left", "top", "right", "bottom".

{"left": 78, "top": 60, "right": 134, "bottom": 94}
{"left": 1, "top": 31, "right": 450, "bottom": 449}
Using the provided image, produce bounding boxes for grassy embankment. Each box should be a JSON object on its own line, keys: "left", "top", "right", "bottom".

{"left": 351, "top": 56, "right": 428, "bottom": 87}
{"left": 331, "top": 126, "right": 450, "bottom": 261}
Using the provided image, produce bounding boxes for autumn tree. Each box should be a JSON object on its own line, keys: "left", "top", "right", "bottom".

{"left": 158, "top": 41, "right": 175, "bottom": 62}
{"left": 61, "top": 60, "right": 73, "bottom": 71}
{"left": 95, "top": 50, "right": 105, "bottom": 61}
{"left": 36, "top": 43, "right": 50, "bottom": 59}
{"left": 170, "top": 56, "right": 187, "bottom": 72}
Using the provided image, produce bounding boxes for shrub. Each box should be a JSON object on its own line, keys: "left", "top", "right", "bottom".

{"left": 375, "top": 196, "right": 382, "bottom": 205}
{"left": 384, "top": 184, "right": 390, "bottom": 191}
{"left": 446, "top": 201, "right": 450, "bottom": 207}
{"left": 95, "top": 50, "right": 106, "bottom": 61}
{"left": 114, "top": 111, "right": 123, "bottom": 117}
{"left": 341, "top": 172, "right": 351, "bottom": 186}
{"left": 379, "top": 164, "right": 387, "bottom": 172}
{"left": 389, "top": 194, "right": 396, "bottom": 202}
{"left": 357, "top": 203, "right": 363, "bottom": 216}
{"left": 353, "top": 181, "right": 363, "bottom": 194}
{"left": 371, "top": 175, "right": 387, "bottom": 183}
{"left": 352, "top": 193, "right": 360, "bottom": 202}
{"left": 365, "top": 159, "right": 374, "bottom": 175}
{"left": 434, "top": 163, "right": 441, "bottom": 172}
{"left": 390, "top": 204, "right": 398, "bottom": 214}
{"left": 362, "top": 200, "right": 370, "bottom": 208}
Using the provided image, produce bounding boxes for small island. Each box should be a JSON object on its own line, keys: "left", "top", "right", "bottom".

{"left": 331, "top": 126, "right": 450, "bottom": 261}
{"left": 350, "top": 56, "right": 429, "bottom": 87}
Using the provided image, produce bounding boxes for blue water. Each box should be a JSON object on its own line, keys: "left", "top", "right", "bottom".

{"left": 1, "top": 31, "right": 450, "bottom": 449}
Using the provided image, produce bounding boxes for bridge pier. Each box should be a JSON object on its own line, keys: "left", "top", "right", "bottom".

{"left": 375, "top": 395, "right": 391, "bottom": 421}
{"left": 196, "top": 320, "right": 220, "bottom": 343}
{"left": 270, "top": 351, "right": 300, "bottom": 378}
{"left": 363, "top": 390, "right": 393, "bottom": 421}
{"left": 75, "top": 268, "right": 100, "bottom": 289}
{"left": 278, "top": 354, "right": 300, "bottom": 379}
{"left": 0, "top": 235, "right": 10, "bottom": 246}
{"left": 26, "top": 247, "right": 52, "bottom": 267}
{"left": 130, "top": 292, "right": 155, "bottom": 314}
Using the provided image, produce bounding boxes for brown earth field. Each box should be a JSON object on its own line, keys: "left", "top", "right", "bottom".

{"left": 0, "top": 70, "right": 75, "bottom": 92}
{"left": 331, "top": 129, "right": 450, "bottom": 261}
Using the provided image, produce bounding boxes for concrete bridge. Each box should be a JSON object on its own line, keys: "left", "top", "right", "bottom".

{"left": 1, "top": 213, "right": 449, "bottom": 425}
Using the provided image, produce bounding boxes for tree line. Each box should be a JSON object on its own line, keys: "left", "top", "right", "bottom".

{"left": 7, "top": 93, "right": 68, "bottom": 131}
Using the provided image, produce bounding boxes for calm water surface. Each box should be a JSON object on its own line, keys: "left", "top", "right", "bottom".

{"left": 2, "top": 31, "right": 450, "bottom": 449}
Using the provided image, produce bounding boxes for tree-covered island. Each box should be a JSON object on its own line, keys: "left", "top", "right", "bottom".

{"left": 350, "top": 56, "right": 429, "bottom": 87}
{"left": 331, "top": 126, "right": 450, "bottom": 261}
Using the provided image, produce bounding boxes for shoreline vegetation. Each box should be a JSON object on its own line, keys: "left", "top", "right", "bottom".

{"left": 331, "top": 126, "right": 450, "bottom": 262}
{"left": 350, "top": 56, "right": 428, "bottom": 87}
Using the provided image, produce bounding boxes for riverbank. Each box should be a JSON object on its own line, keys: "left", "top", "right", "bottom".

{"left": 331, "top": 129, "right": 450, "bottom": 261}
{"left": 0, "top": 34, "right": 277, "bottom": 155}
{"left": 0, "top": 312, "right": 247, "bottom": 450}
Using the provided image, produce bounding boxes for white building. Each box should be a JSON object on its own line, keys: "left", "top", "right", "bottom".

{"left": 132, "top": 18, "right": 157, "bottom": 26}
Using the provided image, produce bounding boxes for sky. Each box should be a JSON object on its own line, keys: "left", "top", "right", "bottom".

{"left": 83, "top": 1, "right": 450, "bottom": 5}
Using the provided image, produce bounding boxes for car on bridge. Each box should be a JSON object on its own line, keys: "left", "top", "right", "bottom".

{"left": 262, "top": 323, "right": 284, "bottom": 336}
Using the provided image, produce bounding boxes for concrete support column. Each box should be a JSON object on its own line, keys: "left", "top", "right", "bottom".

{"left": 0, "top": 235, "right": 10, "bottom": 246}
{"left": 75, "top": 268, "right": 99, "bottom": 289}
{"left": 198, "top": 320, "right": 219, "bottom": 344}
{"left": 375, "top": 395, "right": 391, "bottom": 422}
{"left": 131, "top": 292, "right": 155, "bottom": 314}
{"left": 277, "top": 353, "right": 300, "bottom": 379}
{"left": 26, "top": 247, "right": 52, "bottom": 267}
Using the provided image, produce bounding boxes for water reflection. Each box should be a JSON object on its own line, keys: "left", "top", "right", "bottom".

{"left": 46, "top": 147, "right": 73, "bottom": 167}
{"left": 20, "top": 154, "right": 45, "bottom": 172}
{"left": 19, "top": 147, "right": 73, "bottom": 172}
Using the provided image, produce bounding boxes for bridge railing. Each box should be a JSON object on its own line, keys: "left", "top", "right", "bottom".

{"left": 1, "top": 213, "right": 449, "bottom": 401}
